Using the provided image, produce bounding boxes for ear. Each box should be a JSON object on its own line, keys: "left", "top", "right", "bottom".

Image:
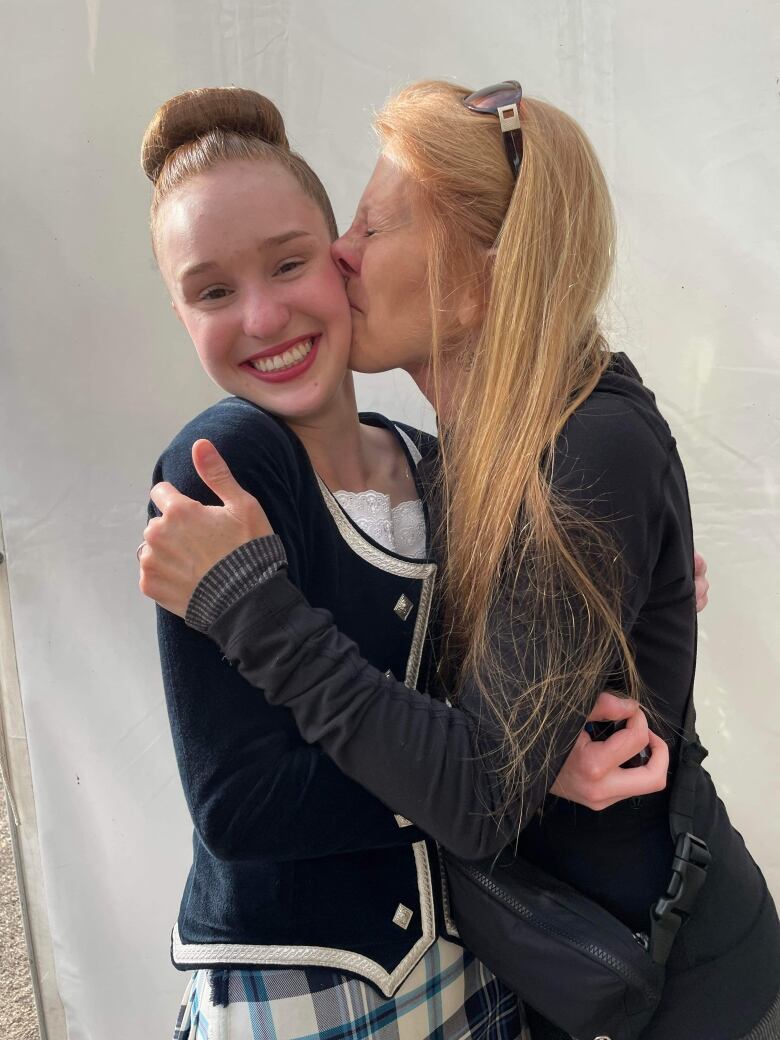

{"left": 170, "top": 298, "right": 184, "bottom": 324}
{"left": 455, "top": 249, "right": 494, "bottom": 332}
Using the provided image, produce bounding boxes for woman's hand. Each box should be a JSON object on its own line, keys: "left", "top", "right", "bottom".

{"left": 139, "top": 439, "right": 273, "bottom": 618}
{"left": 552, "top": 551, "right": 707, "bottom": 808}
{"left": 694, "top": 551, "right": 709, "bottom": 612}
{"left": 549, "top": 692, "right": 669, "bottom": 809}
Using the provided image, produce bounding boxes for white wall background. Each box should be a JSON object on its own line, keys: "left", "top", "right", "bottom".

{"left": 0, "top": 2, "right": 778, "bottom": 1037}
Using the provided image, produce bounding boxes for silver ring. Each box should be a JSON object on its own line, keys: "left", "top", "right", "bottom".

{"left": 136, "top": 542, "right": 146, "bottom": 561}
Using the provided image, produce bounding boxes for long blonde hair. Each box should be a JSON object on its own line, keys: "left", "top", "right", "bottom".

{"left": 376, "top": 82, "right": 641, "bottom": 810}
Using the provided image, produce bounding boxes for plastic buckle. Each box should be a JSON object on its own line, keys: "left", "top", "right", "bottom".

{"left": 649, "top": 832, "right": 711, "bottom": 964}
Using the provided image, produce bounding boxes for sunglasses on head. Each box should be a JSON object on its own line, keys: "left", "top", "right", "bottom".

{"left": 462, "top": 80, "right": 523, "bottom": 180}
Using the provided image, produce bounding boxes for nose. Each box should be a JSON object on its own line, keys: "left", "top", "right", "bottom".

{"left": 242, "top": 288, "right": 291, "bottom": 341}
{"left": 331, "top": 229, "right": 361, "bottom": 278}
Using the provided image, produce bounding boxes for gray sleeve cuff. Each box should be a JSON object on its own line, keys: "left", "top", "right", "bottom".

{"left": 185, "top": 534, "right": 288, "bottom": 633}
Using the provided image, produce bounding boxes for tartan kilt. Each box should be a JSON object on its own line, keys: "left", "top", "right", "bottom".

{"left": 173, "top": 937, "right": 526, "bottom": 1040}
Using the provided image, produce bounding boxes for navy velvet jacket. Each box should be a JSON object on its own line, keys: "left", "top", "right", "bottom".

{"left": 150, "top": 397, "right": 458, "bottom": 995}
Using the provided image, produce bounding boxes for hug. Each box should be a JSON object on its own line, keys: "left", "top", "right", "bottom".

{"left": 138, "top": 82, "right": 780, "bottom": 1039}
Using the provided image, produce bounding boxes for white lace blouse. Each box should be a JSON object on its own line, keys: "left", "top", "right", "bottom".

{"left": 332, "top": 489, "right": 427, "bottom": 560}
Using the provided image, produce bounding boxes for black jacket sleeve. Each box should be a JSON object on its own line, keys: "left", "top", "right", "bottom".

{"left": 152, "top": 399, "right": 425, "bottom": 862}
{"left": 206, "top": 396, "right": 675, "bottom": 860}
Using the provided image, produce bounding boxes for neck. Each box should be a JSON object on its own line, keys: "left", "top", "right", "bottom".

{"left": 285, "top": 376, "right": 376, "bottom": 491}
{"left": 406, "top": 356, "right": 461, "bottom": 427}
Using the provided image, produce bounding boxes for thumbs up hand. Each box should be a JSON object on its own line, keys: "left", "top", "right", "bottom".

{"left": 139, "top": 439, "right": 274, "bottom": 618}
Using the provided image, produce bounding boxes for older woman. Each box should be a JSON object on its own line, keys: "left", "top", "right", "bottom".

{"left": 140, "top": 81, "right": 776, "bottom": 1039}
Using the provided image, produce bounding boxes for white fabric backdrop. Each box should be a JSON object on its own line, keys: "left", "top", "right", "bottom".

{"left": 1, "top": 2, "right": 778, "bottom": 1037}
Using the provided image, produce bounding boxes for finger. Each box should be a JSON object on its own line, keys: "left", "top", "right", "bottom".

{"left": 693, "top": 551, "right": 709, "bottom": 611}
{"left": 560, "top": 728, "right": 670, "bottom": 810}
{"left": 141, "top": 520, "right": 179, "bottom": 559}
{"left": 577, "top": 747, "right": 664, "bottom": 809}
{"left": 601, "top": 732, "right": 671, "bottom": 803}
{"left": 548, "top": 732, "right": 592, "bottom": 799}
{"left": 554, "top": 729, "right": 596, "bottom": 788}
{"left": 570, "top": 729, "right": 593, "bottom": 754}
{"left": 586, "top": 691, "right": 640, "bottom": 723}
{"left": 149, "top": 481, "right": 189, "bottom": 514}
{"left": 191, "top": 440, "right": 253, "bottom": 511}
{"left": 586, "top": 709, "right": 650, "bottom": 772}
{"left": 642, "top": 730, "right": 670, "bottom": 790}
{"left": 142, "top": 516, "right": 163, "bottom": 540}
{"left": 618, "top": 707, "right": 651, "bottom": 758}
{"left": 695, "top": 572, "right": 709, "bottom": 612}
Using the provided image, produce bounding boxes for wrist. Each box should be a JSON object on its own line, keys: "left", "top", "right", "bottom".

{"left": 185, "top": 533, "right": 287, "bottom": 632}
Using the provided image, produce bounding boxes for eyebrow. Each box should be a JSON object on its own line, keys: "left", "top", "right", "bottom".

{"left": 179, "top": 230, "right": 316, "bottom": 282}
{"left": 263, "top": 229, "right": 316, "bottom": 248}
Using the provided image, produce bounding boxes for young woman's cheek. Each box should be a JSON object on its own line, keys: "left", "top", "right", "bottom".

{"left": 189, "top": 313, "right": 232, "bottom": 378}
{"left": 319, "top": 256, "right": 353, "bottom": 316}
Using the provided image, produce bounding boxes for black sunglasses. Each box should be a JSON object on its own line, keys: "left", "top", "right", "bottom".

{"left": 462, "top": 80, "right": 523, "bottom": 180}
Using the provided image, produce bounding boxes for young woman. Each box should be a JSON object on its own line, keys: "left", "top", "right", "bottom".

{"left": 141, "top": 81, "right": 780, "bottom": 1039}
{"left": 139, "top": 87, "right": 655, "bottom": 1040}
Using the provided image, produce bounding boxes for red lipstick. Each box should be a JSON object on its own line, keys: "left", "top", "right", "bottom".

{"left": 241, "top": 334, "right": 320, "bottom": 384}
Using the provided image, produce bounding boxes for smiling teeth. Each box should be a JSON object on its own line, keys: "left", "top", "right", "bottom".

{"left": 251, "top": 339, "right": 313, "bottom": 373}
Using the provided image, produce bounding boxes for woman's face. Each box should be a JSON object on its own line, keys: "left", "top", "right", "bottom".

{"left": 156, "top": 160, "right": 353, "bottom": 423}
{"left": 331, "top": 157, "right": 435, "bottom": 380}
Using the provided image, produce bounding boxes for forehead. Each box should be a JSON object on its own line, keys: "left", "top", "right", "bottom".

{"left": 158, "top": 160, "right": 328, "bottom": 261}
{"left": 357, "top": 156, "right": 415, "bottom": 218}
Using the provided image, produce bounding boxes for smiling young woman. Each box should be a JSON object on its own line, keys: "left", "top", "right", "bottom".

{"left": 147, "top": 104, "right": 352, "bottom": 424}
{"left": 141, "top": 87, "right": 517, "bottom": 1040}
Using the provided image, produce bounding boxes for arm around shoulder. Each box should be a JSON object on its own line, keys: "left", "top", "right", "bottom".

{"left": 200, "top": 396, "right": 678, "bottom": 859}
{"left": 150, "top": 398, "right": 305, "bottom": 575}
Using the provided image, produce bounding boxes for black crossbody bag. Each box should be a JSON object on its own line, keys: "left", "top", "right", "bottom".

{"left": 442, "top": 693, "right": 711, "bottom": 1040}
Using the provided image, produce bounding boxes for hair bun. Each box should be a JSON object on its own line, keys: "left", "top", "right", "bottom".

{"left": 141, "top": 87, "right": 289, "bottom": 183}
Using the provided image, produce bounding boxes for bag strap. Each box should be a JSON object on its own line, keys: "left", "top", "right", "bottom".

{"left": 649, "top": 616, "right": 712, "bottom": 965}
{"left": 668, "top": 692, "right": 708, "bottom": 840}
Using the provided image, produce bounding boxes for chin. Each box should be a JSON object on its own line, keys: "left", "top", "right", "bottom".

{"left": 348, "top": 359, "right": 390, "bottom": 375}
{"left": 347, "top": 343, "right": 397, "bottom": 375}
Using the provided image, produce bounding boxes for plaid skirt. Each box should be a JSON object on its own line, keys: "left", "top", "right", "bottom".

{"left": 172, "top": 937, "right": 526, "bottom": 1040}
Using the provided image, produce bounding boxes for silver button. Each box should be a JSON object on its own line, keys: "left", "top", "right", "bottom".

{"left": 394, "top": 594, "right": 413, "bottom": 621}
{"left": 392, "top": 904, "right": 413, "bottom": 930}
{"left": 394, "top": 814, "right": 413, "bottom": 828}
{"left": 384, "top": 669, "right": 395, "bottom": 680}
